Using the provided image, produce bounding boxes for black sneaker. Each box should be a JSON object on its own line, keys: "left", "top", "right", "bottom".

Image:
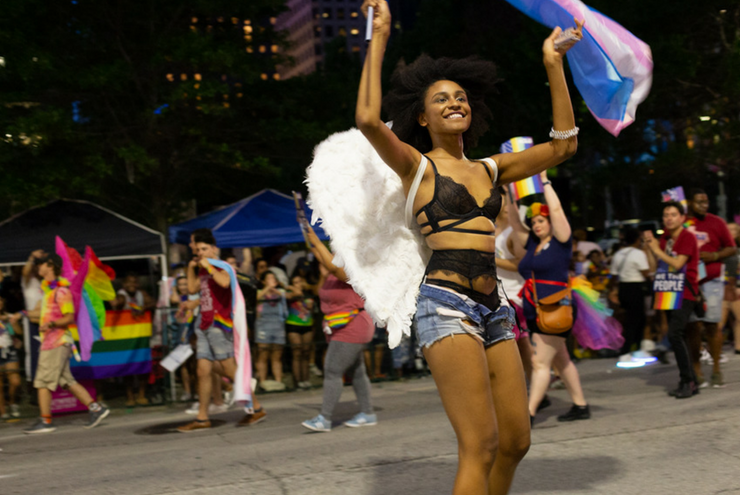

{"left": 24, "top": 419, "right": 56, "bottom": 434}
{"left": 536, "top": 395, "right": 552, "bottom": 412}
{"left": 84, "top": 406, "right": 110, "bottom": 429}
{"left": 557, "top": 404, "right": 590, "bottom": 422}
{"left": 671, "top": 382, "right": 694, "bottom": 399}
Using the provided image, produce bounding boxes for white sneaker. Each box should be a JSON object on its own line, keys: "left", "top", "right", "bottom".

{"left": 9, "top": 404, "right": 20, "bottom": 418}
{"left": 185, "top": 402, "right": 200, "bottom": 415}
{"left": 700, "top": 348, "right": 712, "bottom": 364}
{"left": 619, "top": 353, "right": 634, "bottom": 362}
{"left": 719, "top": 353, "right": 728, "bottom": 364}
{"left": 179, "top": 393, "right": 192, "bottom": 402}
{"left": 640, "top": 339, "right": 656, "bottom": 352}
{"left": 223, "top": 391, "right": 235, "bottom": 406}
{"left": 632, "top": 350, "right": 652, "bottom": 359}
{"left": 309, "top": 364, "right": 323, "bottom": 377}
{"left": 208, "top": 403, "right": 229, "bottom": 414}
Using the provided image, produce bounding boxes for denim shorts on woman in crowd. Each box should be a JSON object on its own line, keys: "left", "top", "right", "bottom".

{"left": 414, "top": 284, "right": 516, "bottom": 349}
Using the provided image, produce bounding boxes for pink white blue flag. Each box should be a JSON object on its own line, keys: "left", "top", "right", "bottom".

{"left": 504, "top": 0, "right": 653, "bottom": 136}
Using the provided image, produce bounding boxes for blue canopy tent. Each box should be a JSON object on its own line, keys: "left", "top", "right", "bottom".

{"left": 168, "top": 189, "right": 328, "bottom": 247}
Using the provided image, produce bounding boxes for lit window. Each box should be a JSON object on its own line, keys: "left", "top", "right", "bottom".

{"left": 352, "top": 45, "right": 361, "bottom": 53}
{"left": 246, "top": 46, "right": 254, "bottom": 53}
{"left": 323, "top": 8, "right": 331, "bottom": 18}
{"left": 235, "top": 83, "right": 242, "bottom": 87}
{"left": 260, "top": 73, "right": 268, "bottom": 80}
{"left": 166, "top": 74, "right": 174, "bottom": 82}
{"left": 244, "top": 19, "right": 251, "bottom": 25}
{"left": 271, "top": 44, "right": 279, "bottom": 53}
{"left": 351, "top": 11, "right": 358, "bottom": 18}
{"left": 339, "top": 27, "right": 347, "bottom": 36}
{"left": 270, "top": 17, "right": 277, "bottom": 25}
{"left": 350, "top": 28, "right": 359, "bottom": 35}
{"left": 194, "top": 73, "right": 202, "bottom": 81}
{"left": 217, "top": 17, "right": 224, "bottom": 23}
{"left": 194, "top": 83, "right": 200, "bottom": 89}
{"left": 223, "top": 94, "right": 229, "bottom": 100}
{"left": 196, "top": 96, "right": 201, "bottom": 100}
{"left": 231, "top": 17, "right": 238, "bottom": 24}
{"left": 180, "top": 73, "right": 188, "bottom": 81}
{"left": 191, "top": 17, "right": 198, "bottom": 23}
{"left": 223, "top": 102, "right": 230, "bottom": 108}
{"left": 245, "top": 35, "right": 252, "bottom": 42}
{"left": 244, "top": 25, "right": 253, "bottom": 33}
{"left": 237, "top": 93, "right": 243, "bottom": 98}
{"left": 273, "top": 73, "right": 280, "bottom": 80}
{"left": 259, "top": 45, "right": 266, "bottom": 53}
{"left": 190, "top": 26, "right": 197, "bottom": 32}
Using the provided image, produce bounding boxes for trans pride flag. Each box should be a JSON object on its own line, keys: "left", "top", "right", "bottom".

{"left": 661, "top": 186, "right": 687, "bottom": 210}
{"left": 504, "top": 0, "right": 653, "bottom": 136}
{"left": 500, "top": 137, "right": 543, "bottom": 201}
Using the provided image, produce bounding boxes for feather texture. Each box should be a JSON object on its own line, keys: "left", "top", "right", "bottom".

{"left": 305, "top": 128, "right": 431, "bottom": 348}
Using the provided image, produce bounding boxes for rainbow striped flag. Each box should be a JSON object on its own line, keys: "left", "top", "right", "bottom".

{"left": 653, "top": 291, "right": 682, "bottom": 310}
{"left": 652, "top": 262, "right": 685, "bottom": 310}
{"left": 500, "top": 137, "right": 544, "bottom": 201}
{"left": 69, "top": 310, "right": 152, "bottom": 379}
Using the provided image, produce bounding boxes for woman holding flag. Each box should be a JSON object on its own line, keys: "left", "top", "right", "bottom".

{"left": 355, "top": 1, "right": 580, "bottom": 493}
{"left": 511, "top": 172, "right": 590, "bottom": 425}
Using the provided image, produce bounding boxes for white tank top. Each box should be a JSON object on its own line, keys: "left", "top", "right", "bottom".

{"left": 495, "top": 226, "right": 524, "bottom": 306}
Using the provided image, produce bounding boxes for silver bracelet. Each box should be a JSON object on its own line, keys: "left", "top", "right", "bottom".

{"left": 549, "top": 127, "right": 579, "bottom": 140}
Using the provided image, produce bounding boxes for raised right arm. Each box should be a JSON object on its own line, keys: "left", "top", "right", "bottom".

{"left": 356, "top": 0, "right": 419, "bottom": 183}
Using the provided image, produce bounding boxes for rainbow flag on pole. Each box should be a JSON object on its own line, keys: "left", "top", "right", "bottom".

{"left": 501, "top": 136, "right": 543, "bottom": 201}
{"left": 69, "top": 310, "right": 152, "bottom": 379}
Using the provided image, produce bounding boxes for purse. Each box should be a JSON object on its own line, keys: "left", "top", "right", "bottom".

{"left": 531, "top": 273, "right": 574, "bottom": 334}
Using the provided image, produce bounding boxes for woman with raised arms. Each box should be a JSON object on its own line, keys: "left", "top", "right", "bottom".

{"left": 356, "top": 2, "right": 581, "bottom": 494}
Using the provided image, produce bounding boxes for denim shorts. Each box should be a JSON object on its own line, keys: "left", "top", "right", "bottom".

{"left": 414, "top": 284, "right": 516, "bottom": 349}
{"left": 690, "top": 277, "right": 724, "bottom": 324}
{"left": 255, "top": 319, "right": 286, "bottom": 345}
{"left": 195, "top": 326, "right": 234, "bottom": 361}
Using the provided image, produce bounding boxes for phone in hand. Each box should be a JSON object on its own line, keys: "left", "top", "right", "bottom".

{"left": 642, "top": 230, "right": 655, "bottom": 242}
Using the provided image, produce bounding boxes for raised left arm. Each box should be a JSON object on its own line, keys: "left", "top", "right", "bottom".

{"left": 495, "top": 21, "right": 582, "bottom": 185}
{"left": 541, "top": 171, "right": 571, "bottom": 243}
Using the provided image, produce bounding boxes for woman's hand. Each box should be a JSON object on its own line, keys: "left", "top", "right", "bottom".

{"left": 539, "top": 170, "right": 548, "bottom": 182}
{"left": 543, "top": 18, "right": 584, "bottom": 67}
{"left": 362, "top": 0, "right": 391, "bottom": 40}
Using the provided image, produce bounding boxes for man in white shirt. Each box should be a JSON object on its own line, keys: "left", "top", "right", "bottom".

{"left": 610, "top": 228, "right": 652, "bottom": 360}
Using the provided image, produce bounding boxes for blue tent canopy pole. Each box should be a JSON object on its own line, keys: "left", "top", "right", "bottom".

{"left": 168, "top": 189, "right": 329, "bottom": 248}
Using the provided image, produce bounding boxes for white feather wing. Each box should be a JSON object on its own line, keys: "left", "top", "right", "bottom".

{"left": 305, "top": 128, "right": 430, "bottom": 348}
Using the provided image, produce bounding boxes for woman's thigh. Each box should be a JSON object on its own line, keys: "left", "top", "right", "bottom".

{"left": 424, "top": 334, "right": 497, "bottom": 447}
{"left": 485, "top": 339, "right": 530, "bottom": 451}
{"left": 530, "top": 333, "right": 561, "bottom": 367}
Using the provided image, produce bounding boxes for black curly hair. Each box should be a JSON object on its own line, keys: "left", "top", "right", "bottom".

{"left": 382, "top": 54, "right": 499, "bottom": 152}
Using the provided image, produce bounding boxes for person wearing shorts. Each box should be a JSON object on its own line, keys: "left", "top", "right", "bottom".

{"left": 684, "top": 188, "right": 737, "bottom": 388}
{"left": 254, "top": 271, "right": 288, "bottom": 391}
{"left": 20, "top": 254, "right": 109, "bottom": 434}
{"left": 286, "top": 275, "right": 315, "bottom": 389}
{"left": 178, "top": 229, "right": 266, "bottom": 432}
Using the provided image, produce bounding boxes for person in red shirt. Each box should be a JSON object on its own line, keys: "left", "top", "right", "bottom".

{"left": 646, "top": 202, "right": 700, "bottom": 398}
{"left": 684, "top": 188, "right": 736, "bottom": 388}
{"left": 178, "top": 230, "right": 265, "bottom": 432}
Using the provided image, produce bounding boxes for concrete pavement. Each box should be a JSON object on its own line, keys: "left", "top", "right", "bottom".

{"left": 0, "top": 350, "right": 738, "bottom": 495}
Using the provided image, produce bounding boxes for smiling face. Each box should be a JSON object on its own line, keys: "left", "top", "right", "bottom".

{"left": 531, "top": 215, "right": 551, "bottom": 240}
{"left": 418, "top": 80, "right": 471, "bottom": 136}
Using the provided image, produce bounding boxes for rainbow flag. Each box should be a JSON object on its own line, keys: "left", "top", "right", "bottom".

{"left": 69, "top": 310, "right": 152, "bottom": 379}
{"left": 500, "top": 137, "right": 544, "bottom": 201}
{"left": 653, "top": 291, "right": 682, "bottom": 310}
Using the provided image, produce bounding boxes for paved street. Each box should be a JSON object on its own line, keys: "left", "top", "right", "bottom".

{"left": 1, "top": 351, "right": 739, "bottom": 495}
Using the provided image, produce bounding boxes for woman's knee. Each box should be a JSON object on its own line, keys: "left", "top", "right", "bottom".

{"left": 459, "top": 429, "right": 499, "bottom": 466}
{"left": 498, "top": 430, "right": 530, "bottom": 463}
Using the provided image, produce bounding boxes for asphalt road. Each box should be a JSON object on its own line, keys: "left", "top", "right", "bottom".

{"left": 1, "top": 351, "right": 739, "bottom": 495}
